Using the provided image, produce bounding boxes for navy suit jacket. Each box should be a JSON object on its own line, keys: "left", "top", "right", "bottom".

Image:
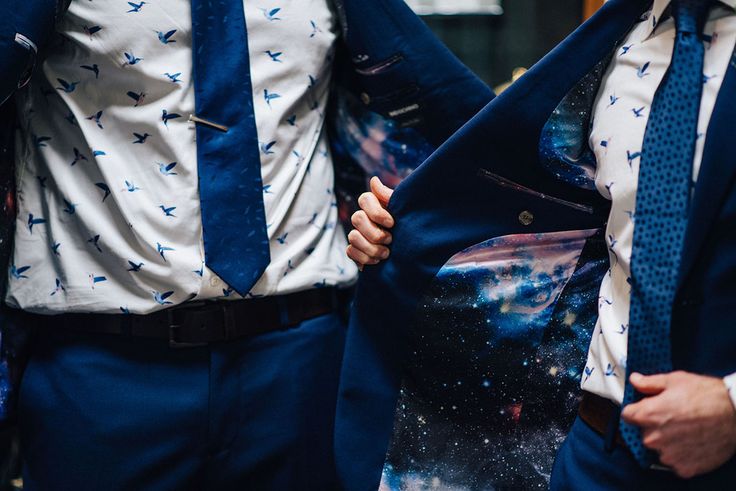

{"left": 336, "top": 0, "right": 736, "bottom": 488}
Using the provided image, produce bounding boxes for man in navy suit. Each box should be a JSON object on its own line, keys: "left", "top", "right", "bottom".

{"left": 346, "top": 0, "right": 736, "bottom": 488}
{"left": 0, "top": 0, "right": 493, "bottom": 488}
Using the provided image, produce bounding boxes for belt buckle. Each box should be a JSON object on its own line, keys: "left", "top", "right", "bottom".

{"left": 167, "top": 308, "right": 209, "bottom": 349}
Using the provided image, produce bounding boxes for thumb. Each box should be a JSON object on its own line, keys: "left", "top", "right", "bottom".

{"left": 370, "top": 176, "right": 394, "bottom": 207}
{"left": 629, "top": 372, "right": 669, "bottom": 395}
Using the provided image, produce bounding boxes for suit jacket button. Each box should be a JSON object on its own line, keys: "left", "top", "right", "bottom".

{"left": 360, "top": 92, "right": 371, "bottom": 105}
{"left": 518, "top": 210, "right": 534, "bottom": 226}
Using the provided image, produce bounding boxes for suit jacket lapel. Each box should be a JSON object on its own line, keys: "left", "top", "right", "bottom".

{"left": 679, "top": 50, "right": 736, "bottom": 286}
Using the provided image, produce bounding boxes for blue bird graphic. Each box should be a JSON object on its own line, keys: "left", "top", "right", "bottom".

{"left": 304, "top": 247, "right": 315, "bottom": 256}
{"left": 260, "top": 141, "right": 277, "bottom": 155}
{"left": 310, "top": 20, "right": 322, "bottom": 37}
{"left": 163, "top": 72, "right": 182, "bottom": 83}
{"left": 631, "top": 106, "right": 645, "bottom": 118}
{"left": 307, "top": 74, "right": 318, "bottom": 89}
{"left": 80, "top": 64, "right": 100, "bottom": 78}
{"left": 162, "top": 110, "right": 181, "bottom": 128}
{"left": 84, "top": 25, "right": 102, "bottom": 40}
{"left": 313, "top": 279, "right": 327, "bottom": 289}
{"left": 583, "top": 366, "right": 595, "bottom": 383}
{"left": 308, "top": 213, "right": 318, "bottom": 226}
{"left": 37, "top": 175, "right": 47, "bottom": 188}
{"left": 636, "top": 62, "right": 650, "bottom": 78}
{"left": 123, "top": 52, "right": 143, "bottom": 66}
{"left": 624, "top": 210, "right": 635, "bottom": 221}
{"left": 264, "top": 50, "right": 283, "bottom": 62}
{"left": 193, "top": 264, "right": 204, "bottom": 277}
{"left": 604, "top": 181, "right": 614, "bottom": 197}
{"left": 263, "top": 89, "right": 281, "bottom": 107}
{"left": 599, "top": 296, "right": 613, "bottom": 307}
{"left": 608, "top": 234, "right": 619, "bottom": 266}
{"left": 62, "top": 199, "right": 77, "bottom": 214}
{"left": 276, "top": 233, "right": 288, "bottom": 244}
{"left": 86, "top": 110, "right": 104, "bottom": 129}
{"left": 292, "top": 150, "right": 305, "bottom": 167}
{"left": 127, "top": 1, "right": 146, "bottom": 13}
{"left": 50, "top": 278, "right": 66, "bottom": 296}
{"left": 618, "top": 324, "right": 628, "bottom": 334}
{"left": 283, "top": 259, "right": 296, "bottom": 277}
{"left": 157, "top": 242, "right": 174, "bottom": 261}
{"left": 262, "top": 185, "right": 273, "bottom": 194}
{"left": 703, "top": 74, "right": 716, "bottom": 84}
{"left": 33, "top": 134, "right": 51, "bottom": 148}
{"left": 222, "top": 287, "right": 234, "bottom": 297}
{"left": 605, "top": 364, "right": 618, "bottom": 377}
{"left": 88, "top": 234, "right": 102, "bottom": 253}
{"left": 127, "top": 261, "right": 144, "bottom": 272}
{"left": 159, "top": 205, "right": 176, "bottom": 217}
{"left": 95, "top": 183, "right": 111, "bottom": 202}
{"left": 127, "top": 91, "right": 146, "bottom": 107}
{"left": 71, "top": 147, "right": 88, "bottom": 166}
{"left": 93, "top": 150, "right": 107, "bottom": 157}
{"left": 28, "top": 214, "right": 46, "bottom": 234}
{"left": 88, "top": 274, "right": 107, "bottom": 288}
{"left": 124, "top": 180, "right": 141, "bottom": 192}
{"left": 607, "top": 93, "right": 620, "bottom": 107}
{"left": 153, "top": 290, "right": 175, "bottom": 305}
{"left": 51, "top": 242, "right": 61, "bottom": 256}
{"left": 626, "top": 150, "right": 641, "bottom": 169}
{"left": 286, "top": 114, "right": 297, "bottom": 126}
{"left": 10, "top": 265, "right": 31, "bottom": 280}
{"left": 619, "top": 44, "right": 633, "bottom": 56}
{"left": 120, "top": 306, "right": 130, "bottom": 314}
{"left": 260, "top": 7, "right": 282, "bottom": 21}
{"left": 132, "top": 132, "right": 150, "bottom": 144}
{"left": 157, "top": 29, "right": 177, "bottom": 44}
{"left": 600, "top": 138, "right": 611, "bottom": 150}
{"left": 64, "top": 111, "right": 78, "bottom": 126}
{"left": 157, "top": 162, "right": 178, "bottom": 175}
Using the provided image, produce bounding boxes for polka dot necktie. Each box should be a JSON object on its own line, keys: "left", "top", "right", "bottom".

{"left": 620, "top": 0, "right": 714, "bottom": 468}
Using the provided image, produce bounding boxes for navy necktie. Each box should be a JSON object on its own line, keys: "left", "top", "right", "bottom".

{"left": 190, "top": 0, "right": 270, "bottom": 296}
{"left": 620, "top": 0, "right": 713, "bottom": 467}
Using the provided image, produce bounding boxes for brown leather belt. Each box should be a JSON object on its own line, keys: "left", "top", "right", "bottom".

{"left": 579, "top": 391, "right": 626, "bottom": 447}
{"left": 36, "top": 287, "right": 351, "bottom": 348}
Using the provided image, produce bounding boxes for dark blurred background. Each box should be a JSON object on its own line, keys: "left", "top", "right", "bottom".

{"left": 416, "top": 0, "right": 588, "bottom": 87}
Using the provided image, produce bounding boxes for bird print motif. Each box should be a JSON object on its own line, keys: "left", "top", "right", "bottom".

{"left": 9, "top": 0, "right": 354, "bottom": 315}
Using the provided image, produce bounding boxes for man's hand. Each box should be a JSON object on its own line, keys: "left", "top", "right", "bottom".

{"left": 346, "top": 177, "right": 395, "bottom": 269}
{"left": 621, "top": 371, "right": 736, "bottom": 479}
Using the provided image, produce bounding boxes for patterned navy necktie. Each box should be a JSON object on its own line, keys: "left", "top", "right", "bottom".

{"left": 620, "top": 0, "right": 714, "bottom": 468}
{"left": 190, "top": 0, "right": 270, "bottom": 296}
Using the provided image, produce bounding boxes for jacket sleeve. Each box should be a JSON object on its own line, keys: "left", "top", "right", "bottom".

{"left": 0, "top": 0, "right": 63, "bottom": 106}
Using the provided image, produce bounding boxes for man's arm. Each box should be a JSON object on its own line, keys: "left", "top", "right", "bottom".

{"left": 0, "top": 0, "right": 61, "bottom": 106}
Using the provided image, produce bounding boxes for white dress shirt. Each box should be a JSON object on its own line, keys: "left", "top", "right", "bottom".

{"left": 6, "top": 0, "right": 357, "bottom": 315}
{"left": 583, "top": 0, "right": 736, "bottom": 410}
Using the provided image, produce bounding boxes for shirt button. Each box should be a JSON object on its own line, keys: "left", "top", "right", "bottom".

{"left": 360, "top": 92, "right": 371, "bottom": 105}
{"left": 210, "top": 277, "right": 221, "bottom": 288}
{"left": 518, "top": 210, "right": 534, "bottom": 226}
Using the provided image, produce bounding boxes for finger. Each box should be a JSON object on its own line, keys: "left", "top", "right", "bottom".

{"left": 641, "top": 428, "right": 664, "bottom": 450}
{"left": 346, "top": 244, "right": 379, "bottom": 268}
{"left": 621, "top": 398, "right": 661, "bottom": 427}
{"left": 629, "top": 372, "right": 669, "bottom": 395}
{"left": 358, "top": 192, "right": 395, "bottom": 229}
{"left": 348, "top": 230, "right": 390, "bottom": 260}
{"left": 351, "top": 210, "right": 393, "bottom": 245}
{"left": 370, "top": 176, "right": 394, "bottom": 207}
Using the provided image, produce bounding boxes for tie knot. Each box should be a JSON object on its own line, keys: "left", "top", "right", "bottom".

{"left": 673, "top": 0, "right": 715, "bottom": 35}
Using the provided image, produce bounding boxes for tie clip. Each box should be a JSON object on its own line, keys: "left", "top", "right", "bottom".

{"left": 189, "top": 114, "right": 229, "bottom": 132}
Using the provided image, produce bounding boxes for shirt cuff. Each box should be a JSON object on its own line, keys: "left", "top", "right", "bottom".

{"left": 724, "top": 373, "right": 736, "bottom": 412}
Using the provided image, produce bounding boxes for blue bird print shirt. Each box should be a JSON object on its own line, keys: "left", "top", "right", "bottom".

{"left": 583, "top": 0, "right": 736, "bottom": 409}
{"left": 6, "top": 0, "right": 357, "bottom": 314}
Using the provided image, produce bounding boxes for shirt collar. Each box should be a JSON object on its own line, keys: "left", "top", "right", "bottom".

{"left": 641, "top": 0, "right": 736, "bottom": 39}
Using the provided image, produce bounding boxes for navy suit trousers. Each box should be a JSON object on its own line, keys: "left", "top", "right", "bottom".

{"left": 551, "top": 416, "right": 736, "bottom": 490}
{"left": 18, "top": 312, "right": 346, "bottom": 490}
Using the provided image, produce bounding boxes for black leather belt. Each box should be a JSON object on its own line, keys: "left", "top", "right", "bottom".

{"left": 36, "top": 287, "right": 352, "bottom": 348}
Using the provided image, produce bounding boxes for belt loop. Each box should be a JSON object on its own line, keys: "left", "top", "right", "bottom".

{"left": 277, "top": 295, "right": 290, "bottom": 326}
{"left": 604, "top": 406, "right": 622, "bottom": 453}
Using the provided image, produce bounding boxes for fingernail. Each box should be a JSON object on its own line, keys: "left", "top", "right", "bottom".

{"left": 630, "top": 373, "right": 642, "bottom": 382}
{"left": 381, "top": 250, "right": 390, "bottom": 259}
